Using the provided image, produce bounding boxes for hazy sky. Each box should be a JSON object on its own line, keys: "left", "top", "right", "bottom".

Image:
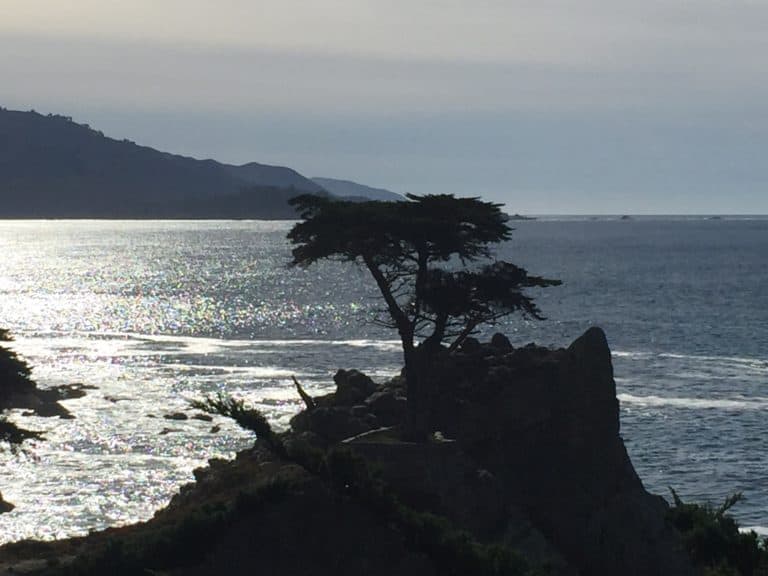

{"left": 2, "top": 1, "right": 767, "bottom": 213}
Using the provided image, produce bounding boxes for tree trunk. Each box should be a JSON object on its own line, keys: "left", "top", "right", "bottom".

{"left": 402, "top": 347, "right": 433, "bottom": 442}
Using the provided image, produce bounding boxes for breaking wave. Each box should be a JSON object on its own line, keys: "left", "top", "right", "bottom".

{"left": 618, "top": 393, "right": 768, "bottom": 411}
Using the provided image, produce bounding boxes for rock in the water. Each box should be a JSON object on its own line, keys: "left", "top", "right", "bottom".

{"left": 163, "top": 412, "right": 188, "bottom": 421}
{"left": 50, "top": 383, "right": 97, "bottom": 400}
{"left": 0, "top": 492, "right": 14, "bottom": 514}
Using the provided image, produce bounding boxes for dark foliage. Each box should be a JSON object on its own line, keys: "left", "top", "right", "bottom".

{"left": 55, "top": 479, "right": 294, "bottom": 575}
{"left": 191, "top": 394, "right": 287, "bottom": 457}
{"left": 288, "top": 193, "right": 559, "bottom": 349}
{"left": 668, "top": 488, "right": 768, "bottom": 576}
{"left": 322, "top": 447, "right": 535, "bottom": 576}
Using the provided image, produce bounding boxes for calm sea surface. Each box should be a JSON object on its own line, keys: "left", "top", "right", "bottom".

{"left": 0, "top": 218, "right": 766, "bottom": 542}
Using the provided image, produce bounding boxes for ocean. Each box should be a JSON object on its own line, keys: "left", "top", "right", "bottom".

{"left": 0, "top": 217, "right": 766, "bottom": 542}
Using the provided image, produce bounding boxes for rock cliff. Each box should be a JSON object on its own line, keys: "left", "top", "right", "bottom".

{"left": 292, "top": 327, "right": 695, "bottom": 575}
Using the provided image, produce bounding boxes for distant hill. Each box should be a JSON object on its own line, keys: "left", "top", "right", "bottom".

{"left": 0, "top": 108, "right": 323, "bottom": 218}
{"left": 225, "top": 163, "right": 325, "bottom": 193}
{"left": 311, "top": 177, "right": 405, "bottom": 202}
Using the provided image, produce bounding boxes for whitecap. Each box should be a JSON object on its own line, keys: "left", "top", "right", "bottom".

{"left": 741, "top": 526, "right": 768, "bottom": 536}
{"left": 168, "top": 365, "right": 299, "bottom": 378}
{"left": 659, "top": 352, "right": 767, "bottom": 369}
{"left": 612, "top": 350, "right": 654, "bottom": 359}
{"left": 618, "top": 393, "right": 768, "bottom": 411}
{"left": 83, "top": 331, "right": 403, "bottom": 351}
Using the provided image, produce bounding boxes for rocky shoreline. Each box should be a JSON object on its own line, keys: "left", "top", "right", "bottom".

{"left": 0, "top": 327, "right": 710, "bottom": 575}
{"left": 0, "top": 331, "right": 94, "bottom": 514}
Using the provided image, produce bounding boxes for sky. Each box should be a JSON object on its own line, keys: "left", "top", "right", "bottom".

{"left": 1, "top": 0, "right": 767, "bottom": 214}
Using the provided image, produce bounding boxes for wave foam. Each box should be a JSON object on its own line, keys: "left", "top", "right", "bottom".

{"left": 613, "top": 349, "right": 767, "bottom": 366}
{"left": 741, "top": 526, "right": 768, "bottom": 536}
{"left": 618, "top": 393, "right": 768, "bottom": 411}
{"left": 13, "top": 331, "right": 404, "bottom": 356}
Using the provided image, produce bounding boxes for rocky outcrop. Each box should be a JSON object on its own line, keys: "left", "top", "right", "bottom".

{"left": 0, "top": 492, "right": 13, "bottom": 514}
{"left": 290, "top": 369, "right": 394, "bottom": 443}
{"left": 422, "top": 328, "right": 694, "bottom": 576}
{"left": 291, "top": 328, "right": 695, "bottom": 575}
{"left": 1, "top": 331, "right": 89, "bottom": 419}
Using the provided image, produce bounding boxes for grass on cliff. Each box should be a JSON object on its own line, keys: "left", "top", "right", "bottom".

{"left": 668, "top": 488, "right": 768, "bottom": 576}
{"left": 54, "top": 478, "right": 295, "bottom": 576}
{"left": 52, "top": 444, "right": 536, "bottom": 575}
{"left": 192, "top": 395, "right": 540, "bottom": 575}
{"left": 52, "top": 397, "right": 539, "bottom": 575}
{"left": 321, "top": 445, "right": 538, "bottom": 576}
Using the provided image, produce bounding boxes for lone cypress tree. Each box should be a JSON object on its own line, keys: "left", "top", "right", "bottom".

{"left": 288, "top": 194, "right": 559, "bottom": 439}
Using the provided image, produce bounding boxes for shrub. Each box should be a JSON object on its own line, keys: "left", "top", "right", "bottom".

{"left": 191, "top": 394, "right": 286, "bottom": 457}
{"left": 323, "top": 447, "right": 535, "bottom": 576}
{"left": 668, "top": 488, "right": 768, "bottom": 576}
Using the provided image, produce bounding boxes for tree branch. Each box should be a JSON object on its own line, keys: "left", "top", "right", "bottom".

{"left": 363, "top": 254, "right": 414, "bottom": 352}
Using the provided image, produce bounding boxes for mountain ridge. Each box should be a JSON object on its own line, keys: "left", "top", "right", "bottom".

{"left": 311, "top": 177, "right": 405, "bottom": 202}
{"left": 0, "top": 107, "right": 394, "bottom": 218}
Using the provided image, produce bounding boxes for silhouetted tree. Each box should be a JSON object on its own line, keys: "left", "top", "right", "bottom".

{"left": 288, "top": 194, "right": 560, "bottom": 439}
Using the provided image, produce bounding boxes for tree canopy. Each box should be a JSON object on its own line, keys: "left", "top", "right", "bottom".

{"left": 289, "top": 194, "right": 558, "bottom": 349}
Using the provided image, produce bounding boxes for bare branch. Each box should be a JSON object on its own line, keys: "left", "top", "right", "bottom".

{"left": 292, "top": 375, "right": 316, "bottom": 411}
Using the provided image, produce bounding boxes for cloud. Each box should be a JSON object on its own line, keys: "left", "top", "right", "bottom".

{"left": 2, "top": 0, "right": 768, "bottom": 67}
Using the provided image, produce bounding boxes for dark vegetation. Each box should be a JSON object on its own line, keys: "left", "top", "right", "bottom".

{"left": 196, "top": 393, "right": 532, "bottom": 574}
{"left": 49, "top": 399, "right": 536, "bottom": 576}
{"left": 668, "top": 489, "right": 768, "bottom": 576}
{"left": 191, "top": 394, "right": 287, "bottom": 457}
{"left": 288, "top": 193, "right": 560, "bottom": 439}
